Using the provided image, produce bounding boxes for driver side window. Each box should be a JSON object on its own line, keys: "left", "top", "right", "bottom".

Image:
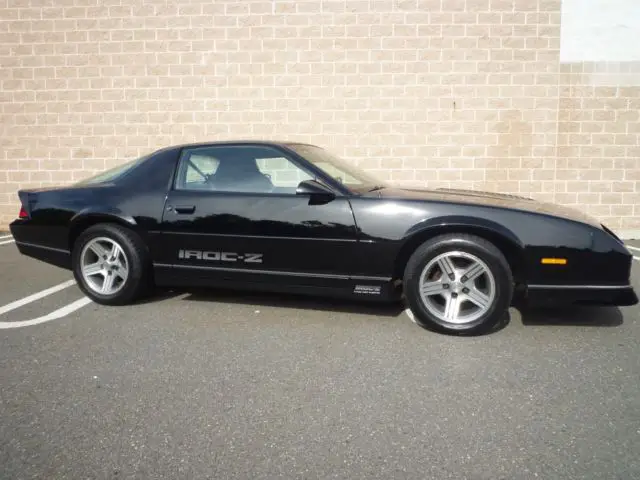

{"left": 182, "top": 154, "right": 220, "bottom": 189}
{"left": 174, "top": 145, "right": 315, "bottom": 194}
{"left": 255, "top": 157, "right": 313, "bottom": 190}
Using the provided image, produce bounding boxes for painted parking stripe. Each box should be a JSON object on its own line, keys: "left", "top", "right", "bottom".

{"left": 0, "top": 279, "right": 76, "bottom": 316}
{"left": 404, "top": 308, "right": 417, "bottom": 324}
{"left": 0, "top": 239, "right": 15, "bottom": 246}
{"left": 0, "top": 234, "right": 12, "bottom": 240}
{"left": 0, "top": 297, "right": 92, "bottom": 329}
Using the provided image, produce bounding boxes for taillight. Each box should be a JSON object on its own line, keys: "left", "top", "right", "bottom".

{"left": 18, "top": 206, "right": 28, "bottom": 219}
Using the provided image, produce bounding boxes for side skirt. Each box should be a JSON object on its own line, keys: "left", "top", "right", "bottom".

{"left": 152, "top": 263, "right": 400, "bottom": 302}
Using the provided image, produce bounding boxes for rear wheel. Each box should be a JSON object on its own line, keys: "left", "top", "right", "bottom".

{"left": 72, "top": 223, "right": 152, "bottom": 305}
{"left": 403, "top": 234, "right": 513, "bottom": 335}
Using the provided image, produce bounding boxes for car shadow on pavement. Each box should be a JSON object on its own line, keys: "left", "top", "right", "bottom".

{"left": 131, "top": 289, "right": 187, "bottom": 304}
{"left": 172, "top": 287, "right": 406, "bottom": 318}
{"left": 513, "top": 305, "right": 624, "bottom": 328}
{"left": 150, "top": 288, "right": 624, "bottom": 330}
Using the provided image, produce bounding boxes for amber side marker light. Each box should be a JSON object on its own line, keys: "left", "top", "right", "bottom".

{"left": 541, "top": 258, "right": 567, "bottom": 265}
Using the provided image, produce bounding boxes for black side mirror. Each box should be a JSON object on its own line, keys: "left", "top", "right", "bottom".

{"left": 296, "top": 180, "right": 336, "bottom": 205}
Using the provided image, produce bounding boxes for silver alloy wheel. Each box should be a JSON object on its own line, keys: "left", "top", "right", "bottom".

{"left": 80, "top": 237, "right": 129, "bottom": 295}
{"left": 418, "top": 251, "right": 496, "bottom": 325}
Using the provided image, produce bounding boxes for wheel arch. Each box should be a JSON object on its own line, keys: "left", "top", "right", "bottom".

{"left": 393, "top": 216, "right": 526, "bottom": 284}
{"left": 68, "top": 209, "right": 139, "bottom": 251}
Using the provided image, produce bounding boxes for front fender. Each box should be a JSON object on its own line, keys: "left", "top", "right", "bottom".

{"left": 403, "top": 215, "right": 524, "bottom": 249}
{"left": 393, "top": 215, "right": 526, "bottom": 282}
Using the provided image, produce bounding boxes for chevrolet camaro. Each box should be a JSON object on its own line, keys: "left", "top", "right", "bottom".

{"left": 9, "top": 141, "right": 638, "bottom": 335}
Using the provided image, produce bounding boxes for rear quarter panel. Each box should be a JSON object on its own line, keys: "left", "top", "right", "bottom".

{"left": 10, "top": 146, "right": 179, "bottom": 261}
{"left": 12, "top": 186, "right": 107, "bottom": 252}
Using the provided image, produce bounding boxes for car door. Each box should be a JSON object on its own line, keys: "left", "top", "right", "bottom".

{"left": 156, "top": 143, "right": 360, "bottom": 289}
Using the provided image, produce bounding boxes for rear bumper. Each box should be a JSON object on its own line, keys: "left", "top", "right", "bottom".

{"left": 525, "top": 284, "right": 639, "bottom": 307}
{"left": 10, "top": 222, "right": 71, "bottom": 270}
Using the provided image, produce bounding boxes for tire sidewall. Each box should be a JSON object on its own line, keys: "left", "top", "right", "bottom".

{"left": 72, "top": 224, "right": 146, "bottom": 305}
{"left": 404, "top": 237, "right": 512, "bottom": 334}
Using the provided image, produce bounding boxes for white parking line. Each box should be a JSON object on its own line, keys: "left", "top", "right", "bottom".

{"left": 0, "top": 297, "right": 92, "bottom": 329}
{"left": 0, "top": 279, "right": 76, "bottom": 316}
{"left": 0, "top": 239, "right": 15, "bottom": 245}
{"left": 0, "top": 279, "right": 93, "bottom": 329}
{"left": 404, "top": 307, "right": 417, "bottom": 324}
{"left": 0, "top": 234, "right": 12, "bottom": 240}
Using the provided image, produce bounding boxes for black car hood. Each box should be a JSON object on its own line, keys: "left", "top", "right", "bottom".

{"left": 371, "top": 186, "right": 601, "bottom": 228}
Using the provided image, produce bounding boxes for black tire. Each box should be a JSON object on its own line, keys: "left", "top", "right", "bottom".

{"left": 71, "top": 223, "right": 153, "bottom": 305}
{"left": 403, "top": 234, "right": 513, "bottom": 335}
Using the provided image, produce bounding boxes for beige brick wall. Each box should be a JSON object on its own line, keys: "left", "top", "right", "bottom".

{"left": 1, "top": 0, "right": 638, "bottom": 233}
{"left": 557, "top": 61, "right": 640, "bottom": 231}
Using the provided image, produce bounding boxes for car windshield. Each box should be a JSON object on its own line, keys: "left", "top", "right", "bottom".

{"left": 74, "top": 155, "right": 149, "bottom": 185}
{"left": 287, "top": 144, "right": 387, "bottom": 193}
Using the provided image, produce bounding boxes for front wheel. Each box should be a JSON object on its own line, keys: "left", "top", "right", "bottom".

{"left": 403, "top": 234, "right": 514, "bottom": 335}
{"left": 72, "top": 223, "right": 152, "bottom": 305}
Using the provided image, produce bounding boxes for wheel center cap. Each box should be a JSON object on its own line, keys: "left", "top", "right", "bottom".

{"left": 451, "top": 281, "right": 464, "bottom": 293}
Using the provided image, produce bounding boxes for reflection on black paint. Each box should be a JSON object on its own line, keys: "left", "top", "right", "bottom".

{"left": 166, "top": 213, "right": 358, "bottom": 238}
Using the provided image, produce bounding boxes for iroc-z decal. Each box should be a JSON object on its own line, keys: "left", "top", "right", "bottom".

{"left": 178, "top": 250, "right": 263, "bottom": 263}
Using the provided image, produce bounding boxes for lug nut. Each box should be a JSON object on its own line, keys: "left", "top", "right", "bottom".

{"left": 443, "top": 284, "right": 449, "bottom": 289}
{"left": 462, "top": 287, "right": 469, "bottom": 294}
{"left": 461, "top": 276, "right": 467, "bottom": 282}
{"left": 451, "top": 292, "right": 458, "bottom": 298}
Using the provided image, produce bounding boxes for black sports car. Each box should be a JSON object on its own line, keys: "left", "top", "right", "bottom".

{"left": 9, "top": 141, "right": 638, "bottom": 334}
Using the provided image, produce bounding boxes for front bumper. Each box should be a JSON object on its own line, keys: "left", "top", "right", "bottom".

{"left": 525, "top": 284, "right": 639, "bottom": 307}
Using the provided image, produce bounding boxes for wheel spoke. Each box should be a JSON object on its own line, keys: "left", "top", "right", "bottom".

{"left": 82, "top": 262, "right": 103, "bottom": 277}
{"left": 438, "top": 256, "right": 456, "bottom": 280}
{"left": 462, "top": 261, "right": 485, "bottom": 282}
{"left": 114, "top": 263, "right": 128, "bottom": 281}
{"left": 421, "top": 280, "right": 445, "bottom": 296}
{"left": 465, "top": 287, "right": 491, "bottom": 309}
{"left": 101, "top": 272, "right": 116, "bottom": 293}
{"left": 443, "top": 293, "right": 461, "bottom": 321}
{"left": 109, "top": 243, "right": 121, "bottom": 262}
{"left": 89, "top": 242, "right": 109, "bottom": 259}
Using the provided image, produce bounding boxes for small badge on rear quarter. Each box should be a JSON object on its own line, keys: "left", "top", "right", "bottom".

{"left": 353, "top": 285, "right": 381, "bottom": 295}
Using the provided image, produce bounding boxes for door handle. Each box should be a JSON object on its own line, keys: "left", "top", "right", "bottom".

{"left": 172, "top": 205, "right": 196, "bottom": 214}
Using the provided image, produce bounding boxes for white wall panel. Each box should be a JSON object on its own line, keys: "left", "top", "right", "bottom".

{"left": 560, "top": 0, "right": 640, "bottom": 62}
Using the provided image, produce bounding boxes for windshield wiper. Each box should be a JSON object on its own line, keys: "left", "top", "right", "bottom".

{"left": 367, "top": 185, "right": 385, "bottom": 192}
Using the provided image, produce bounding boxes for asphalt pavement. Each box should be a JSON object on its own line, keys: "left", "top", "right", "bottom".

{"left": 1, "top": 236, "right": 640, "bottom": 479}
